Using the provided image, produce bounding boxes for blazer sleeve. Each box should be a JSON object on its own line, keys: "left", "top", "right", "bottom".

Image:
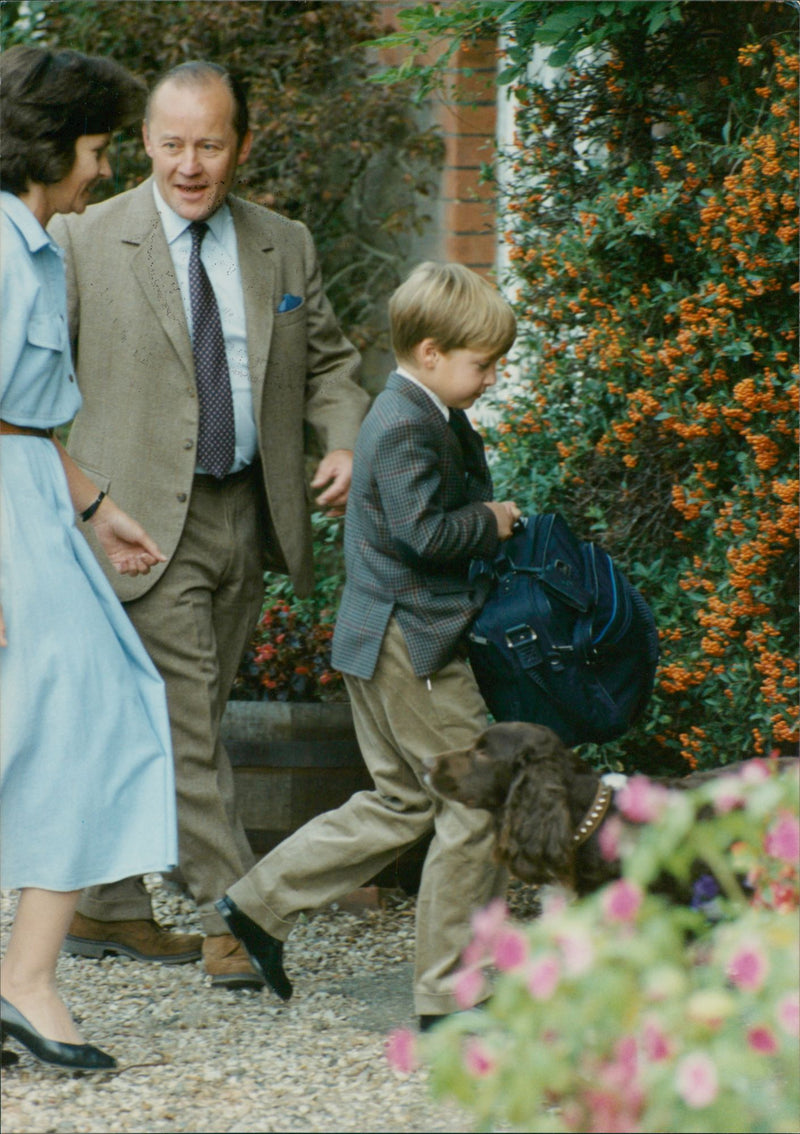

{"left": 372, "top": 414, "right": 498, "bottom": 567}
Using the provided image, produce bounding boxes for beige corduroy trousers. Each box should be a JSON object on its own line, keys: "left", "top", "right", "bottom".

{"left": 228, "top": 617, "right": 506, "bottom": 1015}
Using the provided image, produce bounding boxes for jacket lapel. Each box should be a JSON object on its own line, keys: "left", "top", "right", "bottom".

{"left": 124, "top": 180, "right": 194, "bottom": 377}
{"left": 230, "top": 196, "right": 276, "bottom": 414}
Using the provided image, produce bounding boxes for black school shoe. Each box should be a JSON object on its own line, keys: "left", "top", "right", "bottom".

{"left": 214, "top": 896, "right": 293, "bottom": 1001}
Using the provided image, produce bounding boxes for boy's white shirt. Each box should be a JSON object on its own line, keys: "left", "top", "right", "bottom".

{"left": 396, "top": 365, "right": 450, "bottom": 421}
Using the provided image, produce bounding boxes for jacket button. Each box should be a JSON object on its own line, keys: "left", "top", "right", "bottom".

{"left": 184, "top": 439, "right": 193, "bottom": 450}
{"left": 177, "top": 492, "right": 187, "bottom": 502}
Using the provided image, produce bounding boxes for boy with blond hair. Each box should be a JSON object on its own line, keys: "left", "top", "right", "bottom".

{"left": 217, "top": 262, "right": 521, "bottom": 1028}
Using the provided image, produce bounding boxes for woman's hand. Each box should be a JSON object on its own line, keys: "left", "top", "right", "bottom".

{"left": 89, "top": 499, "right": 167, "bottom": 576}
{"left": 0, "top": 604, "right": 6, "bottom": 647}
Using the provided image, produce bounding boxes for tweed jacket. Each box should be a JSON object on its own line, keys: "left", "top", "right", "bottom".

{"left": 332, "top": 372, "right": 499, "bottom": 679}
{"left": 49, "top": 179, "right": 369, "bottom": 602}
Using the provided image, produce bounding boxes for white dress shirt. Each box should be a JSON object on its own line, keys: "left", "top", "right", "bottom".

{"left": 152, "top": 183, "right": 258, "bottom": 472}
{"left": 396, "top": 366, "right": 450, "bottom": 421}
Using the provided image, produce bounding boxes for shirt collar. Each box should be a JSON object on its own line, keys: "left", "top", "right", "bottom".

{"left": 396, "top": 366, "right": 450, "bottom": 420}
{"left": 151, "top": 181, "right": 232, "bottom": 247}
{"left": 1, "top": 191, "right": 63, "bottom": 257}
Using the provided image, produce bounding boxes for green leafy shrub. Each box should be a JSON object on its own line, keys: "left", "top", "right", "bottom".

{"left": 375, "top": 1, "right": 798, "bottom": 772}
{"left": 14, "top": 0, "right": 443, "bottom": 364}
{"left": 387, "top": 759, "right": 800, "bottom": 1133}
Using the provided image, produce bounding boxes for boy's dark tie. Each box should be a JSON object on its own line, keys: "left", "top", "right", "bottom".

{"left": 188, "top": 222, "right": 235, "bottom": 479}
{"left": 448, "top": 408, "right": 489, "bottom": 485}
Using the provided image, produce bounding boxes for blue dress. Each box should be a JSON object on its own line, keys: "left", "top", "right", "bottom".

{"left": 0, "top": 191, "right": 178, "bottom": 891}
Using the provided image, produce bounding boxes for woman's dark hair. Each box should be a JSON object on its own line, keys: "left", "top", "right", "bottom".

{"left": 146, "top": 61, "right": 250, "bottom": 145}
{"left": 0, "top": 45, "right": 146, "bottom": 195}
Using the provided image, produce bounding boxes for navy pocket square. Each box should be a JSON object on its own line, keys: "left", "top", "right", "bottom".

{"left": 277, "top": 293, "right": 303, "bottom": 313}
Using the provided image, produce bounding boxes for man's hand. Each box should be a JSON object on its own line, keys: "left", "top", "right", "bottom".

{"left": 90, "top": 500, "right": 168, "bottom": 576}
{"left": 311, "top": 449, "right": 354, "bottom": 516}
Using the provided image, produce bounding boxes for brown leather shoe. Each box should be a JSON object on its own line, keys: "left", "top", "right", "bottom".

{"left": 64, "top": 913, "right": 202, "bottom": 964}
{"left": 202, "top": 934, "right": 266, "bottom": 990}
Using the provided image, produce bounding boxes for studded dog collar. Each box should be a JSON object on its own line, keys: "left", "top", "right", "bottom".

{"left": 573, "top": 782, "right": 614, "bottom": 847}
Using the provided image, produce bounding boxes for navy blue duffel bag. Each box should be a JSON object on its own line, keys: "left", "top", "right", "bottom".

{"left": 467, "top": 513, "right": 659, "bottom": 746}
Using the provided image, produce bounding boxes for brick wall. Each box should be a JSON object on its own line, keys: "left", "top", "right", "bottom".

{"left": 372, "top": 3, "right": 499, "bottom": 277}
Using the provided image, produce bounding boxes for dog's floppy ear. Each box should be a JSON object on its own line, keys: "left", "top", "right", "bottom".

{"left": 496, "top": 760, "right": 575, "bottom": 887}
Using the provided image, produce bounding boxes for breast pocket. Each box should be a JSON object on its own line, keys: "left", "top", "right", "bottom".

{"left": 273, "top": 303, "right": 307, "bottom": 330}
{"left": 27, "top": 314, "right": 67, "bottom": 352}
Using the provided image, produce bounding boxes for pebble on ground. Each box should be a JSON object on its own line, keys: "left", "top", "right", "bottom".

{"left": 1, "top": 877, "right": 540, "bottom": 1133}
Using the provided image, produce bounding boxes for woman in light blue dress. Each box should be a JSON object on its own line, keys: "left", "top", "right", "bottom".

{"left": 0, "top": 45, "right": 178, "bottom": 1072}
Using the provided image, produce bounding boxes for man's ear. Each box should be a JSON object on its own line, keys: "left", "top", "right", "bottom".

{"left": 237, "top": 130, "right": 254, "bottom": 165}
{"left": 142, "top": 121, "right": 153, "bottom": 160}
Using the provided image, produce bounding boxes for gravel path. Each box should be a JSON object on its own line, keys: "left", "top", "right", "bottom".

{"left": 1, "top": 879, "right": 538, "bottom": 1133}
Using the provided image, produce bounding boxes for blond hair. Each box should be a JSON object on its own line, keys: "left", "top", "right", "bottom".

{"left": 389, "top": 262, "right": 516, "bottom": 366}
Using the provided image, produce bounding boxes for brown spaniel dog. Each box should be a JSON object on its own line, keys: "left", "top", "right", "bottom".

{"left": 427, "top": 721, "right": 797, "bottom": 897}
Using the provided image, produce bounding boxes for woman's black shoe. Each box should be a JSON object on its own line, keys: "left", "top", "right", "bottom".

{"left": 0, "top": 997, "right": 116, "bottom": 1071}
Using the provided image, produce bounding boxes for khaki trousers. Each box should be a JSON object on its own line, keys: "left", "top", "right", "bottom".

{"left": 78, "top": 471, "right": 264, "bottom": 934}
{"left": 228, "top": 618, "right": 506, "bottom": 1014}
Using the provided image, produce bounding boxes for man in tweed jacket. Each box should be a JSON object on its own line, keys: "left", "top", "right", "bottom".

{"left": 218, "top": 263, "right": 521, "bottom": 1027}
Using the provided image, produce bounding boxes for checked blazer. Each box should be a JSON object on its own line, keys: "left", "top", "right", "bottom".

{"left": 332, "top": 372, "right": 500, "bottom": 679}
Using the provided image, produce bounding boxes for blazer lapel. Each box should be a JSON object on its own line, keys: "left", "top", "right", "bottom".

{"left": 123, "top": 181, "right": 194, "bottom": 377}
{"left": 230, "top": 196, "right": 276, "bottom": 410}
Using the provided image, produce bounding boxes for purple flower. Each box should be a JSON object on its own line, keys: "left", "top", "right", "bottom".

{"left": 690, "top": 873, "right": 720, "bottom": 909}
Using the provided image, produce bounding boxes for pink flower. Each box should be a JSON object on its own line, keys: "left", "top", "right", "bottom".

{"left": 710, "top": 775, "right": 747, "bottom": 814}
{"left": 492, "top": 927, "right": 528, "bottom": 971}
{"left": 741, "top": 758, "right": 771, "bottom": 784}
{"left": 385, "top": 1027, "right": 418, "bottom": 1073}
{"left": 584, "top": 1042, "right": 644, "bottom": 1134}
{"left": 452, "top": 965, "right": 486, "bottom": 1009}
{"left": 583, "top": 1087, "right": 644, "bottom": 1134}
{"left": 777, "top": 992, "right": 800, "bottom": 1037}
{"left": 675, "top": 1052, "right": 719, "bottom": 1108}
{"left": 602, "top": 878, "right": 644, "bottom": 923}
{"left": 556, "top": 930, "right": 594, "bottom": 976}
{"left": 727, "top": 942, "right": 769, "bottom": 991}
{"left": 598, "top": 814, "right": 623, "bottom": 861}
{"left": 540, "top": 888, "right": 569, "bottom": 917}
{"left": 471, "top": 897, "right": 508, "bottom": 947}
{"left": 526, "top": 953, "right": 560, "bottom": 1000}
{"left": 617, "top": 776, "right": 669, "bottom": 823}
{"left": 601, "top": 1035, "right": 638, "bottom": 1090}
{"left": 641, "top": 1017, "right": 673, "bottom": 1061}
{"left": 461, "top": 937, "right": 487, "bottom": 967}
{"left": 747, "top": 1025, "right": 779, "bottom": 1054}
{"left": 764, "top": 812, "right": 800, "bottom": 864}
{"left": 463, "top": 1036, "right": 496, "bottom": 1078}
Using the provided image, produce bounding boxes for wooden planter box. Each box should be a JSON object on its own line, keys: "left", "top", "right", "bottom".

{"left": 222, "top": 700, "right": 429, "bottom": 891}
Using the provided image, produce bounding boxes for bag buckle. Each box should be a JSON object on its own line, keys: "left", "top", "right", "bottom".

{"left": 505, "top": 624, "right": 544, "bottom": 669}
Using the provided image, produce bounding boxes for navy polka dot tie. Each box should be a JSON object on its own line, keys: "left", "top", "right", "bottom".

{"left": 188, "top": 222, "right": 235, "bottom": 479}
